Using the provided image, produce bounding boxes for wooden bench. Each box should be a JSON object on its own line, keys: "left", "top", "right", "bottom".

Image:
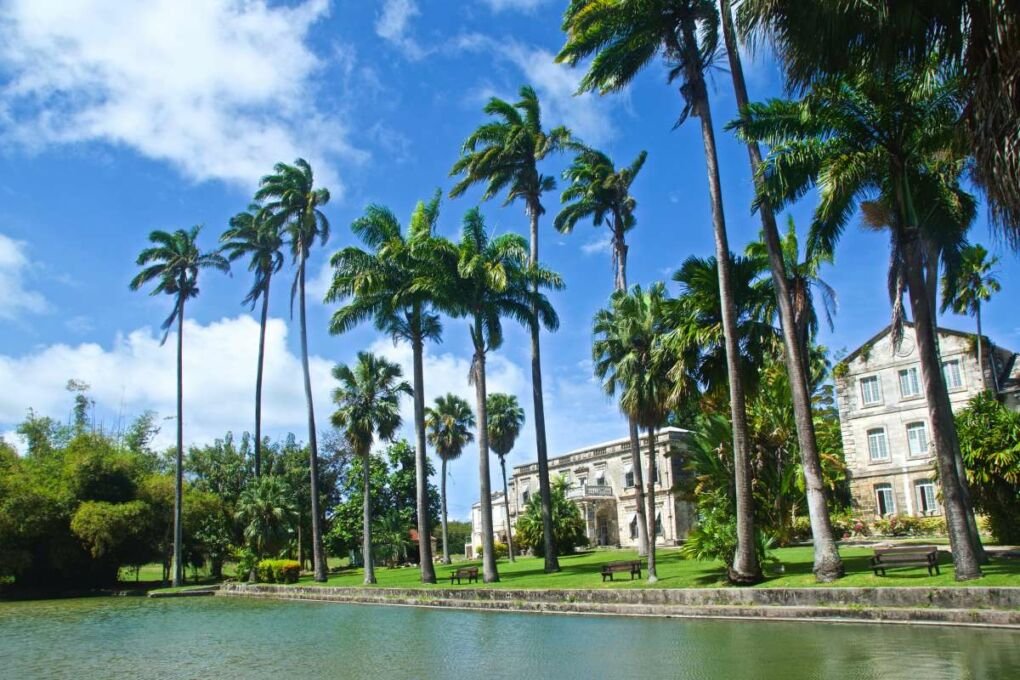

{"left": 601, "top": 560, "right": 642, "bottom": 582}
{"left": 870, "top": 546, "right": 941, "bottom": 576}
{"left": 449, "top": 567, "right": 478, "bottom": 584}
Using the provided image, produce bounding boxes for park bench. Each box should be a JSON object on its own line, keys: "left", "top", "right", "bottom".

{"left": 601, "top": 560, "right": 642, "bottom": 582}
{"left": 870, "top": 546, "right": 941, "bottom": 576}
{"left": 449, "top": 567, "right": 479, "bottom": 585}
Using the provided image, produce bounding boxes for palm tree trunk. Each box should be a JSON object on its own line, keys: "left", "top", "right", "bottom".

{"left": 682, "top": 21, "right": 760, "bottom": 584}
{"left": 254, "top": 275, "right": 270, "bottom": 478}
{"left": 472, "top": 326, "right": 500, "bottom": 583}
{"left": 441, "top": 458, "right": 451, "bottom": 564}
{"left": 630, "top": 414, "right": 649, "bottom": 560}
{"left": 900, "top": 230, "right": 982, "bottom": 580}
{"left": 501, "top": 456, "right": 515, "bottom": 562}
{"left": 644, "top": 427, "right": 658, "bottom": 582}
{"left": 411, "top": 331, "right": 437, "bottom": 582}
{"left": 298, "top": 255, "right": 327, "bottom": 582}
{"left": 297, "top": 522, "right": 303, "bottom": 570}
{"left": 362, "top": 451, "right": 376, "bottom": 584}
{"left": 172, "top": 299, "right": 185, "bottom": 588}
{"left": 613, "top": 216, "right": 628, "bottom": 292}
{"left": 976, "top": 303, "right": 985, "bottom": 388}
{"left": 718, "top": 0, "right": 842, "bottom": 581}
{"left": 527, "top": 203, "right": 559, "bottom": 573}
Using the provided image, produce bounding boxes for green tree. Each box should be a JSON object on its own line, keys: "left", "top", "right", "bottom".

{"left": 514, "top": 476, "right": 588, "bottom": 556}
{"left": 326, "top": 192, "right": 448, "bottom": 583}
{"left": 486, "top": 392, "right": 525, "bottom": 562}
{"left": 255, "top": 158, "right": 331, "bottom": 582}
{"left": 450, "top": 86, "right": 571, "bottom": 574}
{"left": 221, "top": 204, "right": 284, "bottom": 478}
{"left": 941, "top": 244, "right": 1002, "bottom": 389}
{"left": 560, "top": 0, "right": 762, "bottom": 583}
{"left": 129, "top": 225, "right": 228, "bottom": 586}
{"left": 235, "top": 475, "right": 298, "bottom": 570}
{"left": 425, "top": 394, "right": 476, "bottom": 563}
{"left": 330, "top": 352, "right": 410, "bottom": 584}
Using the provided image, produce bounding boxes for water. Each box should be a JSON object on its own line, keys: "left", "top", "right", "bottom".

{"left": 1, "top": 596, "right": 1017, "bottom": 679}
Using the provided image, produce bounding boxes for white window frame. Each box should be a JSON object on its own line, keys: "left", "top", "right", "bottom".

{"left": 623, "top": 462, "right": 634, "bottom": 488}
{"left": 898, "top": 366, "right": 921, "bottom": 399}
{"left": 867, "top": 428, "right": 890, "bottom": 462}
{"left": 943, "top": 359, "right": 964, "bottom": 390}
{"left": 915, "top": 480, "right": 939, "bottom": 516}
{"left": 905, "top": 421, "right": 930, "bottom": 458}
{"left": 860, "top": 375, "right": 883, "bottom": 406}
{"left": 875, "top": 484, "right": 895, "bottom": 517}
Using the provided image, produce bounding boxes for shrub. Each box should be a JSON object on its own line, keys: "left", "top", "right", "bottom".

{"left": 829, "top": 510, "right": 869, "bottom": 539}
{"left": 255, "top": 559, "right": 301, "bottom": 584}
{"left": 492, "top": 541, "right": 509, "bottom": 559}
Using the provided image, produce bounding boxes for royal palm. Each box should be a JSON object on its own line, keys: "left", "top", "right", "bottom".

{"left": 426, "top": 394, "right": 476, "bottom": 564}
{"left": 942, "top": 244, "right": 1002, "bottom": 390}
{"left": 486, "top": 392, "right": 525, "bottom": 562}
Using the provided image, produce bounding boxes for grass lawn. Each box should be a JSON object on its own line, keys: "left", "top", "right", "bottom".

{"left": 291, "top": 546, "right": 1020, "bottom": 590}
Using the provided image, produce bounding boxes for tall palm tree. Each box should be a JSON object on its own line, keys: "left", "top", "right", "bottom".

{"left": 941, "top": 244, "right": 1002, "bottom": 389}
{"left": 425, "top": 394, "right": 476, "bottom": 564}
{"left": 235, "top": 475, "right": 299, "bottom": 568}
{"left": 325, "top": 192, "right": 447, "bottom": 583}
{"left": 220, "top": 204, "right": 284, "bottom": 479}
{"left": 129, "top": 226, "right": 228, "bottom": 587}
{"left": 330, "top": 352, "right": 411, "bottom": 584}
{"left": 717, "top": 0, "right": 844, "bottom": 581}
{"left": 486, "top": 392, "right": 525, "bottom": 562}
{"left": 448, "top": 208, "right": 562, "bottom": 582}
{"left": 450, "top": 86, "right": 572, "bottom": 573}
{"left": 255, "top": 159, "right": 331, "bottom": 582}
{"left": 593, "top": 284, "right": 672, "bottom": 582}
{"left": 733, "top": 64, "right": 984, "bottom": 579}
{"left": 559, "top": 0, "right": 762, "bottom": 583}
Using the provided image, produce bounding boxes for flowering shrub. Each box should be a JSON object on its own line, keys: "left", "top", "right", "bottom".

{"left": 256, "top": 559, "right": 301, "bottom": 584}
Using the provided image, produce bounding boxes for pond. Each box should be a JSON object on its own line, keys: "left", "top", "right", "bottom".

{"left": 0, "top": 596, "right": 1017, "bottom": 679}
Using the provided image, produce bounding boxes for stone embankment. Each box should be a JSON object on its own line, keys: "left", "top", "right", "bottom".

{"left": 217, "top": 583, "right": 1020, "bottom": 629}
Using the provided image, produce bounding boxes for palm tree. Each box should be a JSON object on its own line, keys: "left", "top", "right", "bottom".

{"left": 733, "top": 64, "right": 984, "bottom": 579}
{"left": 593, "top": 284, "right": 672, "bottom": 582}
{"left": 129, "top": 226, "right": 228, "bottom": 587}
{"left": 235, "top": 475, "right": 299, "bottom": 571}
{"left": 220, "top": 204, "right": 284, "bottom": 479}
{"left": 941, "top": 244, "right": 1002, "bottom": 390}
{"left": 425, "top": 394, "right": 476, "bottom": 564}
{"left": 450, "top": 86, "right": 571, "bottom": 573}
{"left": 486, "top": 392, "right": 525, "bottom": 562}
{"left": 448, "top": 208, "right": 562, "bottom": 582}
{"left": 255, "top": 159, "right": 331, "bottom": 582}
{"left": 560, "top": 0, "right": 762, "bottom": 583}
{"left": 330, "top": 352, "right": 411, "bottom": 584}
{"left": 325, "top": 192, "right": 447, "bottom": 583}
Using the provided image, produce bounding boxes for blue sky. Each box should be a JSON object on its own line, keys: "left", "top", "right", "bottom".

{"left": 1, "top": 0, "right": 1017, "bottom": 519}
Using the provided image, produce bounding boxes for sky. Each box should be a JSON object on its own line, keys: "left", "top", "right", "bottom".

{"left": 1, "top": 0, "right": 1017, "bottom": 520}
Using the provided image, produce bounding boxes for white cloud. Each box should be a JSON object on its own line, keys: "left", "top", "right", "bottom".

{"left": 479, "top": 0, "right": 548, "bottom": 11}
{"left": 580, "top": 234, "right": 612, "bottom": 255}
{"left": 0, "top": 233, "right": 48, "bottom": 320}
{"left": 0, "top": 0, "right": 363, "bottom": 190}
{"left": 375, "top": 0, "right": 426, "bottom": 60}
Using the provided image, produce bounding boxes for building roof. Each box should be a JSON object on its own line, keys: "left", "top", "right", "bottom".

{"left": 511, "top": 426, "right": 691, "bottom": 475}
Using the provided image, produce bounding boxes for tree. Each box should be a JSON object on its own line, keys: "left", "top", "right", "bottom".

{"left": 326, "top": 193, "right": 448, "bottom": 583}
{"left": 941, "top": 244, "right": 1002, "bottom": 389}
{"left": 330, "top": 352, "right": 411, "bottom": 584}
{"left": 486, "top": 392, "right": 525, "bottom": 562}
{"left": 733, "top": 64, "right": 984, "bottom": 579}
{"left": 425, "top": 394, "right": 475, "bottom": 563}
{"left": 450, "top": 86, "right": 571, "bottom": 573}
{"left": 255, "top": 158, "right": 331, "bottom": 582}
{"left": 129, "top": 226, "right": 228, "bottom": 586}
{"left": 221, "top": 204, "right": 284, "bottom": 478}
{"left": 514, "top": 476, "right": 588, "bottom": 556}
{"left": 560, "top": 0, "right": 762, "bottom": 583}
{"left": 446, "top": 208, "right": 562, "bottom": 582}
{"left": 235, "top": 475, "right": 298, "bottom": 570}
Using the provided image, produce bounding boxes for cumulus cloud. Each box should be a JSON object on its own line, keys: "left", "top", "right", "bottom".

{"left": 375, "top": 0, "right": 426, "bottom": 60}
{"left": 0, "top": 233, "right": 48, "bottom": 320}
{"left": 580, "top": 234, "right": 612, "bottom": 256}
{"left": 479, "top": 0, "right": 548, "bottom": 12}
{"left": 0, "top": 0, "right": 362, "bottom": 190}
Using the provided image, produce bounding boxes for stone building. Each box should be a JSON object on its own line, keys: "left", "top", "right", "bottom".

{"left": 835, "top": 323, "right": 1018, "bottom": 518}
{"left": 470, "top": 427, "right": 695, "bottom": 554}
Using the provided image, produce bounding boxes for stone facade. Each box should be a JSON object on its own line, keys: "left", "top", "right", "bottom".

{"left": 471, "top": 427, "right": 694, "bottom": 554}
{"left": 836, "top": 323, "right": 1017, "bottom": 519}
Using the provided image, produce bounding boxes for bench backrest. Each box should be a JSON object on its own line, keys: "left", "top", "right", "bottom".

{"left": 874, "top": 546, "right": 937, "bottom": 556}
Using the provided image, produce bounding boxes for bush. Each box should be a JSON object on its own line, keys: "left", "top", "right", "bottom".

{"left": 829, "top": 510, "right": 869, "bottom": 539}
{"left": 681, "top": 492, "right": 774, "bottom": 568}
{"left": 255, "top": 559, "right": 301, "bottom": 584}
{"left": 871, "top": 515, "right": 947, "bottom": 538}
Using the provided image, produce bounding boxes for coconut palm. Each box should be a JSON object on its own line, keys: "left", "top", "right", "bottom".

{"left": 448, "top": 208, "right": 562, "bottom": 582}
{"left": 330, "top": 352, "right": 411, "bottom": 584}
{"left": 560, "top": 0, "right": 762, "bottom": 583}
{"left": 235, "top": 475, "right": 299, "bottom": 568}
{"left": 941, "top": 244, "right": 1002, "bottom": 389}
{"left": 425, "top": 394, "right": 476, "bottom": 564}
{"left": 733, "top": 64, "right": 984, "bottom": 579}
{"left": 486, "top": 392, "right": 525, "bottom": 562}
{"left": 220, "top": 204, "right": 284, "bottom": 479}
{"left": 325, "top": 192, "right": 447, "bottom": 583}
{"left": 255, "top": 158, "right": 331, "bottom": 582}
{"left": 449, "top": 86, "right": 571, "bottom": 573}
{"left": 129, "top": 226, "right": 228, "bottom": 587}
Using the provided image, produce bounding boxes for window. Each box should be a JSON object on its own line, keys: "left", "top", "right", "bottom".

{"left": 875, "top": 484, "right": 895, "bottom": 516}
{"left": 906, "top": 422, "right": 929, "bottom": 457}
{"left": 628, "top": 514, "right": 638, "bottom": 539}
{"left": 595, "top": 469, "right": 606, "bottom": 486}
{"left": 867, "top": 428, "right": 889, "bottom": 462}
{"left": 898, "top": 367, "right": 920, "bottom": 398}
{"left": 651, "top": 459, "right": 660, "bottom": 485}
{"left": 860, "top": 375, "right": 882, "bottom": 406}
{"left": 521, "top": 483, "right": 530, "bottom": 505}
{"left": 916, "top": 480, "right": 939, "bottom": 515}
{"left": 943, "top": 359, "right": 964, "bottom": 390}
{"left": 655, "top": 511, "right": 663, "bottom": 536}
{"left": 624, "top": 463, "right": 634, "bottom": 488}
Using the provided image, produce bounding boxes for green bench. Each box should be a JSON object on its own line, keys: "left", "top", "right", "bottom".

{"left": 870, "top": 546, "right": 941, "bottom": 576}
